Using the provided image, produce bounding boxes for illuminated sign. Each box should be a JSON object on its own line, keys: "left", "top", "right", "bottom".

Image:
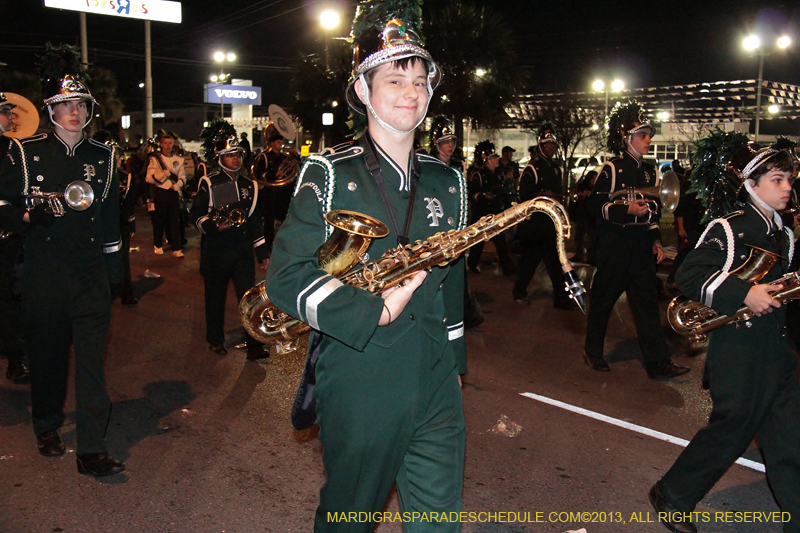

{"left": 204, "top": 85, "right": 262, "bottom": 106}
{"left": 43, "top": 0, "right": 182, "bottom": 24}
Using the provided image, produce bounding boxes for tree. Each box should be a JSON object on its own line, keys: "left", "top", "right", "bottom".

{"left": 423, "top": 0, "right": 527, "bottom": 141}
{"left": 290, "top": 40, "right": 352, "bottom": 149}
{"left": 86, "top": 66, "right": 124, "bottom": 130}
{"left": 519, "top": 98, "right": 605, "bottom": 192}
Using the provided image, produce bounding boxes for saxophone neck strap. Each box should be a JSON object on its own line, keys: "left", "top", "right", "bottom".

{"left": 358, "top": 133, "right": 418, "bottom": 246}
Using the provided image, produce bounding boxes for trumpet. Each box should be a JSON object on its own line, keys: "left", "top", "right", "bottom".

{"left": 211, "top": 206, "right": 247, "bottom": 228}
{"left": 25, "top": 181, "right": 95, "bottom": 216}
{"left": 608, "top": 170, "right": 680, "bottom": 223}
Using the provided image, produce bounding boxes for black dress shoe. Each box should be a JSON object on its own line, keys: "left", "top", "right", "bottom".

{"left": 582, "top": 350, "right": 610, "bottom": 372}
{"left": 6, "top": 361, "right": 30, "bottom": 383}
{"left": 209, "top": 343, "right": 228, "bottom": 355}
{"left": 649, "top": 482, "right": 697, "bottom": 533}
{"left": 647, "top": 360, "right": 691, "bottom": 380}
{"left": 37, "top": 429, "right": 66, "bottom": 457}
{"left": 246, "top": 346, "right": 269, "bottom": 361}
{"left": 554, "top": 299, "right": 578, "bottom": 310}
{"left": 77, "top": 453, "right": 125, "bottom": 477}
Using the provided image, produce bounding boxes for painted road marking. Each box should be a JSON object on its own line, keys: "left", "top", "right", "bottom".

{"left": 520, "top": 392, "right": 765, "bottom": 473}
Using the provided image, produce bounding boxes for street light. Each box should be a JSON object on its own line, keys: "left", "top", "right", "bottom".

{"left": 320, "top": 10, "right": 340, "bottom": 70}
{"left": 213, "top": 50, "right": 236, "bottom": 118}
{"left": 742, "top": 34, "right": 791, "bottom": 142}
{"left": 592, "top": 78, "right": 624, "bottom": 121}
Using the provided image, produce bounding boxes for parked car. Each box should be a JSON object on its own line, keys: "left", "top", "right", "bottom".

{"left": 569, "top": 154, "right": 607, "bottom": 181}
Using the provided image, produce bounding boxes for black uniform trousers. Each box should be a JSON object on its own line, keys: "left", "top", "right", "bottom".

{"left": 512, "top": 215, "right": 567, "bottom": 303}
{"left": 467, "top": 233, "right": 514, "bottom": 275}
{"left": 659, "top": 327, "right": 800, "bottom": 531}
{"left": 261, "top": 186, "right": 292, "bottom": 251}
{"left": 584, "top": 227, "right": 670, "bottom": 364}
{"left": 120, "top": 228, "right": 134, "bottom": 302}
{"left": 24, "top": 253, "right": 112, "bottom": 455}
{"left": 0, "top": 235, "right": 25, "bottom": 367}
{"left": 151, "top": 187, "right": 181, "bottom": 250}
{"left": 201, "top": 240, "right": 259, "bottom": 349}
{"left": 314, "top": 332, "right": 465, "bottom": 532}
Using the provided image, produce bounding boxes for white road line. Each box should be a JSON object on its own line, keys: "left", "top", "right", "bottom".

{"left": 520, "top": 392, "right": 766, "bottom": 473}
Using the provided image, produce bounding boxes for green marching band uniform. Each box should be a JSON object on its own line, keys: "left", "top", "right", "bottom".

{"left": 652, "top": 146, "right": 800, "bottom": 533}
{"left": 266, "top": 137, "right": 468, "bottom": 530}
{"left": 0, "top": 78, "right": 123, "bottom": 460}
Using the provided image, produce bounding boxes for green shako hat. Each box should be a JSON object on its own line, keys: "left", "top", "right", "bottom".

{"left": 606, "top": 99, "right": 652, "bottom": 155}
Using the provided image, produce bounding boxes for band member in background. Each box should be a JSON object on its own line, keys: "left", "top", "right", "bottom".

{"left": 265, "top": 1, "right": 467, "bottom": 528}
{"left": 466, "top": 140, "right": 515, "bottom": 275}
{"left": 0, "top": 75, "right": 125, "bottom": 477}
{"left": 146, "top": 132, "right": 185, "bottom": 257}
{"left": 650, "top": 146, "right": 800, "bottom": 533}
{"left": 0, "top": 92, "right": 29, "bottom": 383}
{"left": 513, "top": 122, "right": 575, "bottom": 308}
{"left": 190, "top": 135, "right": 269, "bottom": 359}
{"left": 252, "top": 127, "right": 296, "bottom": 250}
{"left": 430, "top": 116, "right": 483, "bottom": 329}
{"left": 583, "top": 100, "right": 689, "bottom": 379}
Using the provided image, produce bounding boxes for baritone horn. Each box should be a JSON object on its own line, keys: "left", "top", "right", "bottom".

{"left": 211, "top": 206, "right": 247, "bottom": 228}
{"left": 24, "top": 181, "right": 95, "bottom": 216}
{"left": 608, "top": 169, "right": 680, "bottom": 221}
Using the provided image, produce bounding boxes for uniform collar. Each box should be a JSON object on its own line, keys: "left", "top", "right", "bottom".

{"left": 745, "top": 201, "right": 783, "bottom": 234}
{"left": 622, "top": 149, "right": 642, "bottom": 167}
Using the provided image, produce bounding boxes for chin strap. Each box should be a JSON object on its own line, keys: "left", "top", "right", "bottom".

{"left": 218, "top": 158, "right": 242, "bottom": 174}
{"left": 359, "top": 73, "right": 432, "bottom": 136}
{"left": 47, "top": 104, "right": 93, "bottom": 133}
{"left": 624, "top": 138, "right": 644, "bottom": 159}
{"left": 744, "top": 179, "right": 781, "bottom": 228}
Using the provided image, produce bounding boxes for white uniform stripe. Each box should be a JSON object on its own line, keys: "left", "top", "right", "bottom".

{"left": 103, "top": 239, "right": 122, "bottom": 253}
{"left": 520, "top": 392, "right": 765, "bottom": 473}
{"left": 448, "top": 325, "right": 464, "bottom": 341}
{"left": 704, "top": 272, "right": 729, "bottom": 308}
{"left": 305, "top": 277, "right": 344, "bottom": 330}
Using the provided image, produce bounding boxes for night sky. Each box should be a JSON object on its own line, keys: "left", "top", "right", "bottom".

{"left": 1, "top": 0, "right": 798, "bottom": 112}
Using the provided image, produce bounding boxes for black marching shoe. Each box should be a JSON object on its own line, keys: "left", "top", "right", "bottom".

{"left": 6, "top": 361, "right": 30, "bottom": 383}
{"left": 646, "top": 360, "right": 690, "bottom": 380}
{"left": 209, "top": 343, "right": 228, "bottom": 356}
{"left": 37, "top": 429, "right": 66, "bottom": 457}
{"left": 649, "top": 482, "right": 697, "bottom": 533}
{"left": 77, "top": 453, "right": 125, "bottom": 477}
{"left": 582, "top": 350, "right": 611, "bottom": 372}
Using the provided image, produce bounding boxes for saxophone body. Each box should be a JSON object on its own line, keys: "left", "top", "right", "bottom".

{"left": 240, "top": 196, "right": 586, "bottom": 347}
{"left": 668, "top": 246, "right": 798, "bottom": 344}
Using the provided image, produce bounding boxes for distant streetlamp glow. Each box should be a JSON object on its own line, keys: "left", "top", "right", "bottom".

{"left": 213, "top": 51, "right": 225, "bottom": 62}
{"left": 768, "top": 105, "right": 780, "bottom": 114}
{"left": 657, "top": 111, "right": 670, "bottom": 121}
{"left": 320, "top": 10, "right": 340, "bottom": 30}
{"left": 742, "top": 34, "right": 792, "bottom": 142}
{"left": 476, "top": 68, "right": 486, "bottom": 77}
{"left": 212, "top": 51, "right": 236, "bottom": 117}
{"left": 593, "top": 78, "right": 624, "bottom": 120}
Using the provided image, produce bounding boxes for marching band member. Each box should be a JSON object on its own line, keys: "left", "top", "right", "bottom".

{"left": 651, "top": 146, "right": 800, "bottom": 533}
{"left": 0, "top": 75, "right": 125, "bottom": 477}
{"left": 146, "top": 132, "right": 185, "bottom": 257}
{"left": 190, "top": 135, "right": 269, "bottom": 359}
{"left": 265, "top": 0, "right": 467, "bottom": 528}
{"left": 583, "top": 99, "right": 689, "bottom": 379}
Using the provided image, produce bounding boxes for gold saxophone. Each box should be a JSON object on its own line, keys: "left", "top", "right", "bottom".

{"left": 668, "top": 245, "right": 800, "bottom": 345}
{"left": 240, "top": 196, "right": 586, "bottom": 351}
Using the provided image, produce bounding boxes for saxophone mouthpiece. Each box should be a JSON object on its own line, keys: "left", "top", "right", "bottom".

{"left": 563, "top": 270, "right": 587, "bottom": 314}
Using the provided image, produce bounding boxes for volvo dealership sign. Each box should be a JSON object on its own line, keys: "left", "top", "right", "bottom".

{"left": 43, "top": 0, "right": 182, "bottom": 23}
{"left": 205, "top": 85, "right": 262, "bottom": 106}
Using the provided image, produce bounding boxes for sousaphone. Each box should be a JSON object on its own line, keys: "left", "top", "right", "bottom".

{"left": 259, "top": 105, "right": 300, "bottom": 188}
{"left": 2, "top": 93, "right": 40, "bottom": 138}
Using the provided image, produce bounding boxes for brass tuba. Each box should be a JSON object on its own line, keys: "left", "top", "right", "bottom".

{"left": 668, "top": 245, "right": 793, "bottom": 345}
{"left": 239, "top": 197, "right": 586, "bottom": 351}
{"left": 24, "top": 181, "right": 95, "bottom": 216}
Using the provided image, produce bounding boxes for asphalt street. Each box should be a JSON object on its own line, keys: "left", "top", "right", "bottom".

{"left": 0, "top": 207, "right": 792, "bottom": 533}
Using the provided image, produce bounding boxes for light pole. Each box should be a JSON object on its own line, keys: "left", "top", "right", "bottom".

{"left": 319, "top": 10, "right": 340, "bottom": 71}
{"left": 743, "top": 34, "right": 790, "bottom": 143}
{"left": 213, "top": 51, "right": 236, "bottom": 119}
{"left": 592, "top": 79, "right": 624, "bottom": 122}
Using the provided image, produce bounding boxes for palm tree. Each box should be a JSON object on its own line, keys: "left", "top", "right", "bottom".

{"left": 87, "top": 66, "right": 124, "bottom": 129}
{"left": 290, "top": 39, "right": 352, "bottom": 149}
{"left": 423, "top": 0, "right": 527, "bottom": 141}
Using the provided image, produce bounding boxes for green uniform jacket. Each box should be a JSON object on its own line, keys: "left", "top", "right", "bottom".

{"left": 266, "top": 138, "right": 468, "bottom": 373}
{"left": 0, "top": 133, "right": 123, "bottom": 284}
{"left": 676, "top": 202, "right": 793, "bottom": 335}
